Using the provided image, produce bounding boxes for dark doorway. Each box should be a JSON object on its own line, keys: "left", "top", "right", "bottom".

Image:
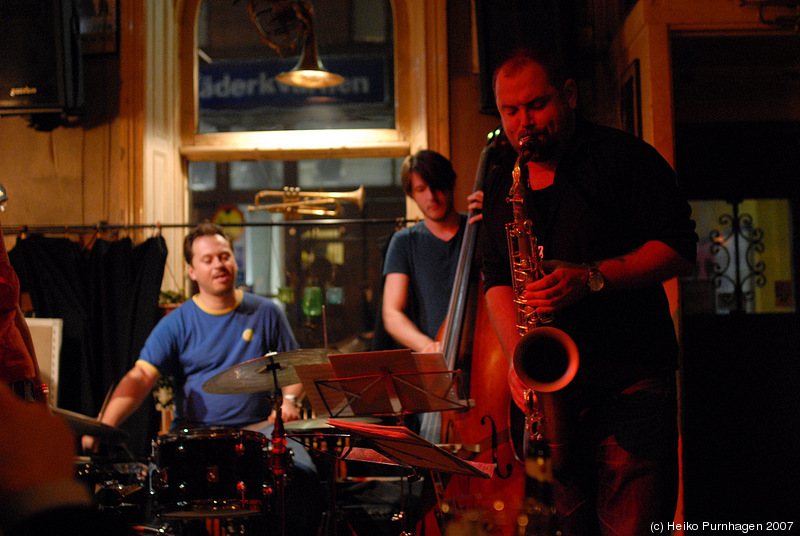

{"left": 673, "top": 34, "right": 800, "bottom": 523}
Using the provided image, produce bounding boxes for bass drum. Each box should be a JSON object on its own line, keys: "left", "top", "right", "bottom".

{"left": 151, "top": 427, "right": 271, "bottom": 519}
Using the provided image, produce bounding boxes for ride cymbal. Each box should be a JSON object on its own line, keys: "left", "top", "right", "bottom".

{"left": 202, "top": 349, "right": 329, "bottom": 394}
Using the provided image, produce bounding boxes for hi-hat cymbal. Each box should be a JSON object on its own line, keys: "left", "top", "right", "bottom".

{"left": 202, "top": 348, "right": 329, "bottom": 395}
{"left": 52, "top": 407, "right": 130, "bottom": 443}
{"left": 284, "top": 416, "right": 381, "bottom": 432}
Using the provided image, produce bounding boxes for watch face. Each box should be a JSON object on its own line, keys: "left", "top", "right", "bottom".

{"left": 588, "top": 267, "right": 604, "bottom": 292}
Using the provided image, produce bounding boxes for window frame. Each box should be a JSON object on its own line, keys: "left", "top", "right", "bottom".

{"left": 177, "top": 0, "right": 449, "bottom": 163}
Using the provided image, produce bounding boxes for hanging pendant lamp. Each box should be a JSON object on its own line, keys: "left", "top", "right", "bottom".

{"left": 274, "top": 17, "right": 344, "bottom": 89}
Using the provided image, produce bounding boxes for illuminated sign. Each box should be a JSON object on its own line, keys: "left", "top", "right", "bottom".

{"left": 199, "top": 55, "right": 387, "bottom": 110}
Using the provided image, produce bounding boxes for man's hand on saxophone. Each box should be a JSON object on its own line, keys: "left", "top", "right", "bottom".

{"left": 520, "top": 260, "right": 594, "bottom": 315}
{"left": 524, "top": 240, "right": 696, "bottom": 316}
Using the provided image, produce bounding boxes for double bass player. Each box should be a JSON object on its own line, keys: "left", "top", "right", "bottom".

{"left": 381, "top": 149, "right": 483, "bottom": 356}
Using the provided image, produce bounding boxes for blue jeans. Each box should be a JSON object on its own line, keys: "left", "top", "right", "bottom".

{"left": 554, "top": 375, "right": 679, "bottom": 536}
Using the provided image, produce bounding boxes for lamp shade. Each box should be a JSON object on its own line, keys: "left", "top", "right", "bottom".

{"left": 275, "top": 23, "right": 343, "bottom": 89}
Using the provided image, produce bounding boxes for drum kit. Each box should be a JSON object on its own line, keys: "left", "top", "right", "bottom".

{"left": 62, "top": 347, "right": 482, "bottom": 536}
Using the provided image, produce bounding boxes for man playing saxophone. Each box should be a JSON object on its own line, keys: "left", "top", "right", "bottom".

{"left": 479, "top": 46, "right": 698, "bottom": 536}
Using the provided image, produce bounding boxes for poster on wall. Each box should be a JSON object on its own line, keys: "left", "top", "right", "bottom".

{"left": 78, "top": 0, "right": 118, "bottom": 54}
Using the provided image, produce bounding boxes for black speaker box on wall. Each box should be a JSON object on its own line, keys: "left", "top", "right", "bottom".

{"left": 0, "top": 0, "right": 83, "bottom": 116}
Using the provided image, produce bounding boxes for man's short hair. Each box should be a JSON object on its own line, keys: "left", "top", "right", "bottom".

{"left": 400, "top": 150, "right": 457, "bottom": 196}
{"left": 183, "top": 222, "right": 233, "bottom": 264}
{"left": 493, "top": 45, "right": 569, "bottom": 94}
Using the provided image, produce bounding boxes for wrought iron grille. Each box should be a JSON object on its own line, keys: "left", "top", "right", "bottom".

{"left": 708, "top": 201, "right": 767, "bottom": 313}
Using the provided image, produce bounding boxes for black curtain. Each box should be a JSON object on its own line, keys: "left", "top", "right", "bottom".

{"left": 9, "top": 234, "right": 167, "bottom": 457}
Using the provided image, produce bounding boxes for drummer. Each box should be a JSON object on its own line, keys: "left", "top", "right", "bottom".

{"left": 82, "top": 222, "right": 322, "bottom": 536}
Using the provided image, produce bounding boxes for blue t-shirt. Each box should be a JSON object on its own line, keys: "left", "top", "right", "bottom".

{"left": 139, "top": 291, "right": 298, "bottom": 429}
{"left": 382, "top": 215, "right": 466, "bottom": 339}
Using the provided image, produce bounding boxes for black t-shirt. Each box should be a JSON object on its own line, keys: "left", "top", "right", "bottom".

{"left": 479, "top": 118, "right": 698, "bottom": 401}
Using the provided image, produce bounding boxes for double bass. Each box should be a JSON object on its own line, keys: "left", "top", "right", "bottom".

{"left": 418, "top": 129, "right": 528, "bottom": 536}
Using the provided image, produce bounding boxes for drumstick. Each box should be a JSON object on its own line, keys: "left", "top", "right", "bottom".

{"left": 97, "top": 383, "right": 115, "bottom": 422}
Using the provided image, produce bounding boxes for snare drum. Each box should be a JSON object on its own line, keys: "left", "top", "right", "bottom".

{"left": 151, "top": 427, "right": 269, "bottom": 518}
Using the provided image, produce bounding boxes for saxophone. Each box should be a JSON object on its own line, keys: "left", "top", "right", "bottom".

{"left": 506, "top": 134, "right": 579, "bottom": 472}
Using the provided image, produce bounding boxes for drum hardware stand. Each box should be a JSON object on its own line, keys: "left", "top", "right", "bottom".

{"left": 313, "top": 432, "right": 345, "bottom": 536}
{"left": 264, "top": 351, "right": 292, "bottom": 536}
{"left": 284, "top": 428, "right": 419, "bottom": 536}
{"left": 392, "top": 468, "right": 423, "bottom": 536}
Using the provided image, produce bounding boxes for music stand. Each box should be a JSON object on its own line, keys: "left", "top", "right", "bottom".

{"left": 328, "top": 420, "right": 492, "bottom": 479}
{"left": 292, "top": 350, "right": 477, "bottom": 536}
{"left": 301, "top": 349, "right": 471, "bottom": 420}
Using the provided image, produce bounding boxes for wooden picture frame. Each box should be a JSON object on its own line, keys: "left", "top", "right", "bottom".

{"left": 621, "top": 59, "right": 642, "bottom": 138}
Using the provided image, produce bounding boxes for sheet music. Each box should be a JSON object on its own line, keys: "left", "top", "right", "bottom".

{"left": 329, "top": 419, "right": 491, "bottom": 478}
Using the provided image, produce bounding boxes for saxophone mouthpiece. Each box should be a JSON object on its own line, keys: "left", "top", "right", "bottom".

{"left": 519, "top": 133, "right": 534, "bottom": 162}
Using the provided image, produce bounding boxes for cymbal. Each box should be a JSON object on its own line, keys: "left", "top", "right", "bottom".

{"left": 52, "top": 407, "right": 130, "bottom": 443}
{"left": 284, "top": 416, "right": 381, "bottom": 432}
{"left": 202, "top": 348, "right": 329, "bottom": 395}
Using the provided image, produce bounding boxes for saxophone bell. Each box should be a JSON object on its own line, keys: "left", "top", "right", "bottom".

{"left": 513, "top": 326, "right": 579, "bottom": 395}
{"left": 511, "top": 326, "right": 579, "bottom": 473}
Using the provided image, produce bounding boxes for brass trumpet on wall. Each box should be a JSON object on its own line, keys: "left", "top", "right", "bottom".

{"left": 248, "top": 185, "right": 364, "bottom": 218}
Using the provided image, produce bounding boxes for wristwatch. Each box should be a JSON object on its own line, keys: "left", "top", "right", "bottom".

{"left": 586, "top": 263, "right": 605, "bottom": 293}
